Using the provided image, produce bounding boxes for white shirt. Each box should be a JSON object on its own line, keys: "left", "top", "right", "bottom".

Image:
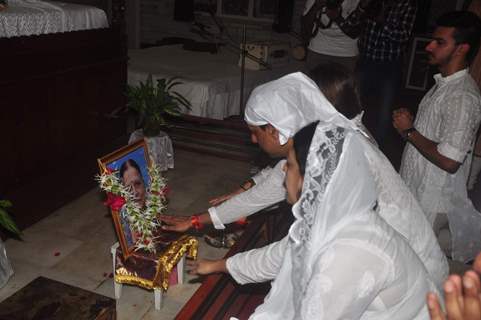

{"left": 400, "top": 69, "right": 481, "bottom": 262}
{"left": 303, "top": 0, "right": 360, "bottom": 57}
{"left": 208, "top": 160, "right": 286, "bottom": 229}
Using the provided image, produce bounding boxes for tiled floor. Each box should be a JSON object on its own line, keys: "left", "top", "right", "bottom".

{"left": 0, "top": 149, "right": 252, "bottom": 319}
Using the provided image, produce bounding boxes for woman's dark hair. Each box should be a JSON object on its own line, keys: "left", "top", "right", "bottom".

{"left": 436, "top": 11, "right": 481, "bottom": 64}
{"left": 119, "top": 159, "right": 143, "bottom": 182}
{"left": 308, "top": 62, "right": 362, "bottom": 119}
{"left": 294, "top": 121, "right": 320, "bottom": 176}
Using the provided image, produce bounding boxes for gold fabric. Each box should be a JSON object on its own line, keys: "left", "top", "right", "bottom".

{"left": 114, "top": 235, "right": 198, "bottom": 291}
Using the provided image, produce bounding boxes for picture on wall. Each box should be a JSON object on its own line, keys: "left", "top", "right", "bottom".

{"left": 405, "top": 36, "right": 436, "bottom": 91}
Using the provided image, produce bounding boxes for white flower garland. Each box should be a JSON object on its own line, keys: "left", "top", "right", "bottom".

{"left": 97, "top": 164, "right": 167, "bottom": 253}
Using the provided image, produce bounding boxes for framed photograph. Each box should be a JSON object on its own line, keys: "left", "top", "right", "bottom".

{"left": 405, "top": 36, "right": 435, "bottom": 91}
{"left": 98, "top": 139, "right": 151, "bottom": 259}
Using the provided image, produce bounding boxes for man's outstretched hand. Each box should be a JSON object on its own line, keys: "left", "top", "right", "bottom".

{"left": 159, "top": 215, "right": 191, "bottom": 232}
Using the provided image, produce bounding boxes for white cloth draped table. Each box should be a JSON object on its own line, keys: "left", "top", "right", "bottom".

{"left": 0, "top": 0, "right": 108, "bottom": 38}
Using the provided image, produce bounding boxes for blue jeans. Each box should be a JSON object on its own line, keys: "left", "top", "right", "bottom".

{"left": 358, "top": 59, "right": 402, "bottom": 146}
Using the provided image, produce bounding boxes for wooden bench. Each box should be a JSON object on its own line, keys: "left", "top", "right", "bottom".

{"left": 176, "top": 202, "right": 293, "bottom": 320}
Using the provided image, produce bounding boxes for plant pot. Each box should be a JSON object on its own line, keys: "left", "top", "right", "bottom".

{"left": 0, "top": 239, "right": 13, "bottom": 288}
{"left": 143, "top": 122, "right": 162, "bottom": 137}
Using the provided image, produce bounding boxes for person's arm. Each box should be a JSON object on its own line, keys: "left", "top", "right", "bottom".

{"left": 393, "top": 106, "right": 468, "bottom": 174}
{"left": 160, "top": 161, "right": 287, "bottom": 232}
{"left": 188, "top": 237, "right": 289, "bottom": 283}
{"left": 187, "top": 258, "right": 228, "bottom": 275}
{"left": 160, "top": 212, "right": 212, "bottom": 232}
{"left": 332, "top": 0, "right": 373, "bottom": 39}
{"left": 208, "top": 166, "right": 274, "bottom": 207}
{"left": 226, "top": 236, "right": 289, "bottom": 284}
{"left": 208, "top": 160, "right": 286, "bottom": 229}
{"left": 397, "top": 127, "right": 462, "bottom": 174}
{"left": 209, "top": 177, "right": 256, "bottom": 206}
{"left": 301, "top": 0, "right": 325, "bottom": 45}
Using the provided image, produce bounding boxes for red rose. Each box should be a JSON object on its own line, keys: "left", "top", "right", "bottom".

{"left": 104, "top": 193, "right": 125, "bottom": 211}
{"left": 105, "top": 167, "right": 115, "bottom": 174}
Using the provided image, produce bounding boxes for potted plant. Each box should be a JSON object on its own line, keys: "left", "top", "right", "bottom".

{"left": 0, "top": 199, "right": 21, "bottom": 288}
{"left": 126, "top": 75, "right": 191, "bottom": 137}
{"left": 0, "top": 200, "right": 21, "bottom": 237}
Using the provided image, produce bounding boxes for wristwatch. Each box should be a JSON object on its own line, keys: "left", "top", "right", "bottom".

{"left": 402, "top": 127, "right": 416, "bottom": 141}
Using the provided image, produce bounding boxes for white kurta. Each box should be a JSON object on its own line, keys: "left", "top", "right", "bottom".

{"left": 227, "top": 128, "right": 438, "bottom": 320}
{"left": 208, "top": 160, "right": 286, "bottom": 228}
{"left": 400, "top": 69, "right": 481, "bottom": 262}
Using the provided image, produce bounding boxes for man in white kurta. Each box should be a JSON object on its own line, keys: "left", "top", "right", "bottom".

{"left": 394, "top": 11, "right": 481, "bottom": 262}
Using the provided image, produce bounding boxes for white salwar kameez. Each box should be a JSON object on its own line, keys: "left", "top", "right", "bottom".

{"left": 400, "top": 69, "right": 481, "bottom": 262}
{"left": 227, "top": 122, "right": 439, "bottom": 320}
{"left": 210, "top": 72, "right": 447, "bottom": 290}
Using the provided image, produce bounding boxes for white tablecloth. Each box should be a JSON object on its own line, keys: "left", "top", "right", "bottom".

{"left": 0, "top": 0, "right": 108, "bottom": 38}
{"left": 128, "top": 45, "right": 304, "bottom": 120}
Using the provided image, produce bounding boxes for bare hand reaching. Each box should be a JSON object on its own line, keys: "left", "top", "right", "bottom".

{"left": 159, "top": 214, "right": 192, "bottom": 232}
{"left": 187, "top": 258, "right": 227, "bottom": 276}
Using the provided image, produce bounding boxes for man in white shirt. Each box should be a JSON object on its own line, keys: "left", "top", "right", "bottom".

{"left": 393, "top": 11, "right": 481, "bottom": 263}
{"left": 301, "top": 0, "right": 360, "bottom": 72}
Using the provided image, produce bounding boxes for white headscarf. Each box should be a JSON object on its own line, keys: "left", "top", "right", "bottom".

{"left": 244, "top": 72, "right": 360, "bottom": 145}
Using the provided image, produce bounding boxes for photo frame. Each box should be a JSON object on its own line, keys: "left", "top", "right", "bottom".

{"left": 98, "top": 139, "right": 151, "bottom": 259}
{"left": 405, "top": 36, "right": 435, "bottom": 91}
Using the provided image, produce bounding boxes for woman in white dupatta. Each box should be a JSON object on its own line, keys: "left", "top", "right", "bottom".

{"left": 190, "top": 117, "right": 441, "bottom": 319}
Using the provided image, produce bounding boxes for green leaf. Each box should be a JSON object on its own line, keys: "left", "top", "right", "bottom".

{"left": 126, "top": 74, "right": 191, "bottom": 128}
{"left": 0, "top": 200, "right": 12, "bottom": 209}
{"left": 0, "top": 208, "right": 21, "bottom": 237}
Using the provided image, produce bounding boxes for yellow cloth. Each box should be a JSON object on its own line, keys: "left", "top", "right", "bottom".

{"left": 115, "top": 235, "right": 198, "bottom": 291}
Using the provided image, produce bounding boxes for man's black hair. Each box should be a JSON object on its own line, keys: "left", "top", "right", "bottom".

{"left": 436, "top": 11, "right": 481, "bottom": 64}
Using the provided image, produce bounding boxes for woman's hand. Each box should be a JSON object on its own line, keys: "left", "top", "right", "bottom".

{"left": 187, "top": 259, "right": 227, "bottom": 275}
{"left": 159, "top": 215, "right": 192, "bottom": 232}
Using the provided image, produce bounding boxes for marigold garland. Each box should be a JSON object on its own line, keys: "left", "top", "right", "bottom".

{"left": 97, "top": 164, "right": 167, "bottom": 253}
